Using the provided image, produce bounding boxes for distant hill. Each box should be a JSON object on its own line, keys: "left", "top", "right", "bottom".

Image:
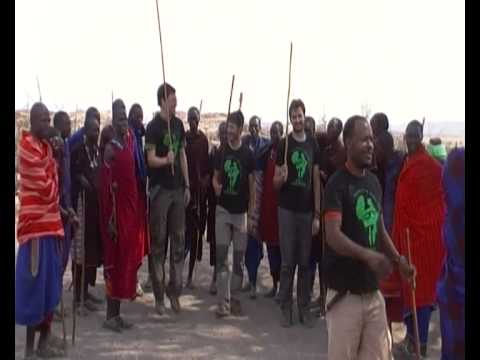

{"left": 390, "top": 121, "right": 465, "bottom": 139}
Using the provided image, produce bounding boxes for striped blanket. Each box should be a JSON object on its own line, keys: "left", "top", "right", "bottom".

{"left": 17, "top": 130, "right": 64, "bottom": 245}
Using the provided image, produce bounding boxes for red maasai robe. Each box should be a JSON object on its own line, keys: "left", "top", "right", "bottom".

{"left": 383, "top": 146, "right": 446, "bottom": 317}
{"left": 98, "top": 129, "right": 148, "bottom": 300}
{"left": 260, "top": 147, "right": 279, "bottom": 245}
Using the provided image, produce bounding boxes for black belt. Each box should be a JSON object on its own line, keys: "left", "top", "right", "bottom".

{"left": 326, "top": 288, "right": 377, "bottom": 312}
{"left": 326, "top": 290, "right": 347, "bottom": 312}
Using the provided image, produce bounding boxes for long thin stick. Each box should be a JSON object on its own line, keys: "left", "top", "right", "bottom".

{"left": 71, "top": 200, "right": 78, "bottom": 345}
{"left": 220, "top": 75, "right": 235, "bottom": 184}
{"left": 406, "top": 228, "right": 421, "bottom": 359}
{"left": 155, "top": 0, "right": 174, "bottom": 175}
{"left": 227, "top": 75, "right": 235, "bottom": 123}
{"left": 319, "top": 179, "right": 326, "bottom": 316}
{"left": 193, "top": 99, "right": 204, "bottom": 284}
{"left": 239, "top": 92, "right": 243, "bottom": 111}
{"left": 284, "top": 42, "right": 293, "bottom": 165}
{"left": 61, "top": 294, "right": 66, "bottom": 342}
{"left": 36, "top": 76, "right": 42, "bottom": 102}
{"left": 80, "top": 191, "right": 86, "bottom": 315}
{"left": 71, "top": 260, "right": 77, "bottom": 345}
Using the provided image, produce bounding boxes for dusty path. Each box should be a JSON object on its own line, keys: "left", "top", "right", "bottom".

{"left": 14, "top": 233, "right": 441, "bottom": 359}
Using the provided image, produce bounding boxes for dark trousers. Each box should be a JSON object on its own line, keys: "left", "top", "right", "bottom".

{"left": 277, "top": 207, "right": 312, "bottom": 311}
{"left": 266, "top": 244, "right": 281, "bottom": 283}
{"left": 149, "top": 185, "right": 185, "bottom": 303}
{"left": 245, "top": 235, "right": 264, "bottom": 286}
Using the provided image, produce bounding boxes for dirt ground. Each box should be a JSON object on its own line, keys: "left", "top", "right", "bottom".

{"left": 14, "top": 231, "right": 442, "bottom": 360}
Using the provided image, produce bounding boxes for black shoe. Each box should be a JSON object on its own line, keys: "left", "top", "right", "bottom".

{"left": 280, "top": 307, "right": 293, "bottom": 328}
{"left": 142, "top": 278, "right": 153, "bottom": 293}
{"left": 249, "top": 286, "right": 257, "bottom": 300}
{"left": 116, "top": 316, "right": 133, "bottom": 330}
{"left": 155, "top": 302, "right": 166, "bottom": 316}
{"left": 103, "top": 317, "right": 122, "bottom": 333}
{"left": 299, "top": 309, "right": 316, "bottom": 328}
{"left": 230, "top": 298, "right": 243, "bottom": 316}
{"left": 167, "top": 292, "right": 181, "bottom": 313}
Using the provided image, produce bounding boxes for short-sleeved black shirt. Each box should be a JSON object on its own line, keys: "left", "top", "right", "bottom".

{"left": 214, "top": 142, "right": 254, "bottom": 214}
{"left": 323, "top": 168, "right": 383, "bottom": 294}
{"left": 276, "top": 133, "right": 320, "bottom": 213}
{"left": 145, "top": 113, "right": 186, "bottom": 190}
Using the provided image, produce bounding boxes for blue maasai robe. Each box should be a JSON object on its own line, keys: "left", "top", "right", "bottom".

{"left": 437, "top": 148, "right": 465, "bottom": 360}
{"left": 243, "top": 135, "right": 270, "bottom": 285}
{"left": 129, "top": 124, "right": 147, "bottom": 184}
{"left": 15, "top": 236, "right": 62, "bottom": 326}
{"left": 68, "top": 127, "right": 85, "bottom": 152}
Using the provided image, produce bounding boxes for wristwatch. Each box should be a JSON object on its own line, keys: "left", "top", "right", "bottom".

{"left": 392, "top": 255, "right": 407, "bottom": 267}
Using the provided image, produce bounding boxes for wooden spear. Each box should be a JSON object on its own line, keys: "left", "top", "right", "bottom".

{"left": 154, "top": 0, "right": 174, "bottom": 175}
{"left": 227, "top": 75, "right": 235, "bottom": 124}
{"left": 194, "top": 99, "right": 204, "bottom": 283}
{"left": 284, "top": 42, "right": 293, "bottom": 165}
{"left": 36, "top": 76, "right": 42, "bottom": 102}
{"left": 220, "top": 75, "right": 235, "bottom": 182}
{"left": 406, "top": 228, "right": 421, "bottom": 359}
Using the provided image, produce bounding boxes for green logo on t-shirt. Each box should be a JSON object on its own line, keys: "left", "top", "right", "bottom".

{"left": 163, "top": 133, "right": 180, "bottom": 155}
{"left": 354, "top": 191, "right": 379, "bottom": 248}
{"left": 224, "top": 159, "right": 241, "bottom": 194}
{"left": 291, "top": 149, "right": 309, "bottom": 187}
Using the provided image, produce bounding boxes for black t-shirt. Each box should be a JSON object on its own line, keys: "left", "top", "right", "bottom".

{"left": 214, "top": 142, "right": 254, "bottom": 214}
{"left": 323, "top": 168, "right": 383, "bottom": 294}
{"left": 145, "top": 113, "right": 186, "bottom": 190}
{"left": 276, "top": 133, "right": 320, "bottom": 213}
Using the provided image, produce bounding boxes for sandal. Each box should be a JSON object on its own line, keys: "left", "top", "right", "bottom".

{"left": 83, "top": 299, "right": 100, "bottom": 312}
{"left": 230, "top": 298, "right": 243, "bottom": 316}
{"left": 87, "top": 292, "right": 105, "bottom": 305}
{"left": 47, "top": 334, "right": 66, "bottom": 351}
{"left": 117, "top": 316, "right": 133, "bottom": 330}
{"left": 215, "top": 304, "right": 230, "bottom": 318}
{"left": 36, "top": 344, "right": 64, "bottom": 359}
{"left": 103, "top": 317, "right": 122, "bottom": 333}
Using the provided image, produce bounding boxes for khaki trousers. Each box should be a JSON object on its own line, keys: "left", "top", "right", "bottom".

{"left": 326, "top": 289, "right": 393, "bottom": 360}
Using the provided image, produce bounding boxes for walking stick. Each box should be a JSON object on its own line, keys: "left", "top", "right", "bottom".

{"left": 79, "top": 191, "right": 86, "bottom": 316}
{"left": 227, "top": 75, "right": 235, "bottom": 123}
{"left": 220, "top": 75, "right": 235, "bottom": 181}
{"left": 319, "top": 179, "right": 326, "bottom": 316}
{"left": 406, "top": 228, "right": 421, "bottom": 359}
{"left": 71, "top": 258, "right": 77, "bottom": 345}
{"left": 193, "top": 100, "right": 203, "bottom": 284}
{"left": 154, "top": 0, "right": 174, "bottom": 175}
{"left": 284, "top": 42, "right": 293, "bottom": 165}
{"left": 71, "top": 196, "right": 79, "bottom": 345}
{"left": 60, "top": 293, "right": 66, "bottom": 343}
{"left": 36, "top": 75, "right": 42, "bottom": 102}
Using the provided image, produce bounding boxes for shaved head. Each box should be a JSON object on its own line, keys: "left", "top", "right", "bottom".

{"left": 30, "top": 102, "right": 51, "bottom": 139}
{"left": 404, "top": 120, "right": 423, "bottom": 155}
{"left": 112, "top": 99, "right": 128, "bottom": 136}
